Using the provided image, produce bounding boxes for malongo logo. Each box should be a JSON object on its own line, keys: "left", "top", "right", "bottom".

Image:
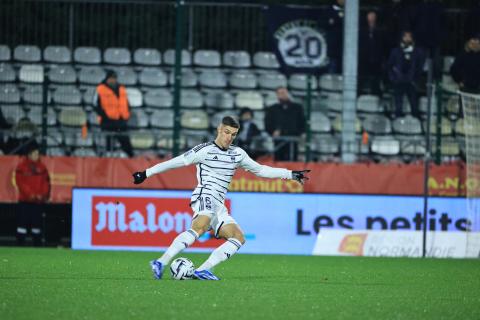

{"left": 91, "top": 196, "right": 227, "bottom": 248}
{"left": 274, "top": 19, "right": 328, "bottom": 68}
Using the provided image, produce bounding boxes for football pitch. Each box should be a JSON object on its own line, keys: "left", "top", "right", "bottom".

{"left": 1, "top": 248, "right": 479, "bottom": 320}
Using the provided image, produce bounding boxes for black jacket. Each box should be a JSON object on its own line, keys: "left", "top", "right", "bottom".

{"left": 450, "top": 50, "right": 480, "bottom": 92}
{"left": 264, "top": 102, "right": 305, "bottom": 137}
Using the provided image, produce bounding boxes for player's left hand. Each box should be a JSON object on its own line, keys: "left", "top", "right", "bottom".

{"left": 292, "top": 170, "right": 311, "bottom": 185}
{"left": 133, "top": 171, "right": 147, "bottom": 184}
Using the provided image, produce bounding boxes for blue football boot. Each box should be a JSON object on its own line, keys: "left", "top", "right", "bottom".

{"left": 150, "top": 260, "right": 165, "bottom": 280}
{"left": 193, "top": 269, "right": 220, "bottom": 280}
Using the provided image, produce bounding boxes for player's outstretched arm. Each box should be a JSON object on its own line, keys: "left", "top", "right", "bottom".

{"left": 132, "top": 155, "right": 186, "bottom": 185}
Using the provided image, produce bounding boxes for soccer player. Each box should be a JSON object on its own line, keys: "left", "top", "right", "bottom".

{"left": 132, "top": 116, "right": 310, "bottom": 280}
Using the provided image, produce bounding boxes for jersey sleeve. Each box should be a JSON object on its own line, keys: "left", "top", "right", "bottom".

{"left": 182, "top": 143, "right": 209, "bottom": 165}
{"left": 238, "top": 148, "right": 292, "bottom": 179}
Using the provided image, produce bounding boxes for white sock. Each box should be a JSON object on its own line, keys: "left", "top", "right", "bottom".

{"left": 157, "top": 229, "right": 198, "bottom": 265}
{"left": 197, "top": 238, "right": 242, "bottom": 271}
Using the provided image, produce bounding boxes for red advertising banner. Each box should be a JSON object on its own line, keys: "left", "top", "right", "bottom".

{"left": 0, "top": 155, "right": 468, "bottom": 203}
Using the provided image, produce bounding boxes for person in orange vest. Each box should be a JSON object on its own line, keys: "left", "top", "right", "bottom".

{"left": 14, "top": 141, "right": 50, "bottom": 246}
{"left": 94, "top": 70, "right": 134, "bottom": 157}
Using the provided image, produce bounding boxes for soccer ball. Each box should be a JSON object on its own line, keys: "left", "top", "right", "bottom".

{"left": 170, "top": 257, "right": 195, "bottom": 280}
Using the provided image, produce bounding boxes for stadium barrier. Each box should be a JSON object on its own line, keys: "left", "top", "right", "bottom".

{"left": 0, "top": 155, "right": 470, "bottom": 203}
{"left": 72, "top": 188, "right": 476, "bottom": 258}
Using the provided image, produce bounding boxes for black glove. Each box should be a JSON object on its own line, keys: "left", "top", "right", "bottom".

{"left": 133, "top": 171, "right": 147, "bottom": 184}
{"left": 292, "top": 170, "right": 311, "bottom": 185}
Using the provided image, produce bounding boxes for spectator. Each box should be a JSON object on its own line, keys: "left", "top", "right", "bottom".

{"left": 264, "top": 87, "right": 305, "bottom": 161}
{"left": 14, "top": 140, "right": 50, "bottom": 246}
{"left": 325, "top": 0, "right": 344, "bottom": 74}
{"left": 382, "top": 0, "right": 411, "bottom": 55}
{"left": 387, "top": 31, "right": 426, "bottom": 118}
{"left": 94, "top": 70, "right": 133, "bottom": 157}
{"left": 450, "top": 35, "right": 480, "bottom": 94}
{"left": 237, "top": 108, "right": 261, "bottom": 160}
{"left": 358, "top": 10, "right": 385, "bottom": 95}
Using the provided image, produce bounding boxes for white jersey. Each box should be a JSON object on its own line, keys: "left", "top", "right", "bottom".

{"left": 146, "top": 141, "right": 292, "bottom": 205}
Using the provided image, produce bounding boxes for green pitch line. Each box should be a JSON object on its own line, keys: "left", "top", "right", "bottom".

{"left": 0, "top": 247, "right": 479, "bottom": 320}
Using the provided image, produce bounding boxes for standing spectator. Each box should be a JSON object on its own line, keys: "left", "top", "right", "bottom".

{"left": 237, "top": 108, "right": 261, "bottom": 160}
{"left": 358, "top": 10, "right": 385, "bottom": 95}
{"left": 382, "top": 0, "right": 411, "bottom": 55}
{"left": 14, "top": 141, "right": 50, "bottom": 246}
{"left": 94, "top": 70, "right": 134, "bottom": 157}
{"left": 264, "top": 87, "right": 305, "bottom": 161}
{"left": 325, "top": 0, "right": 344, "bottom": 74}
{"left": 387, "top": 31, "right": 426, "bottom": 118}
{"left": 450, "top": 35, "right": 480, "bottom": 94}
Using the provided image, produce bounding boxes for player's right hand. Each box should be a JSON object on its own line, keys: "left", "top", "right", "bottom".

{"left": 292, "top": 170, "right": 311, "bottom": 185}
{"left": 133, "top": 171, "right": 147, "bottom": 184}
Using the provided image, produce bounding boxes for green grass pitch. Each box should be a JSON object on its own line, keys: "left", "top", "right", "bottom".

{"left": 1, "top": 247, "right": 479, "bottom": 320}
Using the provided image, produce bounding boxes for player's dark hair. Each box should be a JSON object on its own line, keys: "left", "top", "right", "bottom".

{"left": 221, "top": 116, "right": 240, "bottom": 129}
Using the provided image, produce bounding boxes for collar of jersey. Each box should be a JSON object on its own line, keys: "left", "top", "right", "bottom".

{"left": 213, "top": 141, "right": 228, "bottom": 151}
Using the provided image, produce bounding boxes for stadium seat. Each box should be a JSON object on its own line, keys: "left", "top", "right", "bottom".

{"left": 59, "top": 107, "right": 87, "bottom": 127}
{"left": 263, "top": 91, "right": 277, "bottom": 107}
{"left": 156, "top": 131, "right": 186, "bottom": 150}
{"left": 443, "top": 56, "right": 455, "bottom": 73}
{"left": 288, "top": 74, "right": 318, "bottom": 91}
{"left": 63, "top": 130, "right": 94, "bottom": 147}
{"left": 72, "top": 148, "right": 97, "bottom": 157}
{"left": 19, "top": 65, "right": 44, "bottom": 83}
{"left": 43, "top": 46, "right": 71, "bottom": 63}
{"left": 454, "top": 118, "right": 480, "bottom": 136}
{"left": 28, "top": 107, "right": 57, "bottom": 126}
{"left": 392, "top": 116, "right": 422, "bottom": 135}
{"left": 439, "top": 137, "right": 460, "bottom": 156}
{"left": 445, "top": 95, "right": 460, "bottom": 118}
{"left": 133, "top": 48, "right": 161, "bottom": 66}
{"left": 0, "top": 63, "right": 15, "bottom": 82}
{"left": 14, "top": 45, "right": 41, "bottom": 62}
{"left": 319, "top": 74, "right": 343, "bottom": 91}
{"left": 397, "top": 135, "right": 425, "bottom": 156}
{"left": 198, "top": 70, "right": 227, "bottom": 88}
{"left": 235, "top": 91, "right": 263, "bottom": 110}
{"left": 423, "top": 117, "right": 453, "bottom": 136}
{"left": 253, "top": 52, "right": 280, "bottom": 69}
{"left": 150, "top": 109, "right": 174, "bottom": 128}
{"left": 82, "top": 87, "right": 96, "bottom": 105}
{"left": 181, "top": 89, "right": 203, "bottom": 108}
{"left": 130, "top": 131, "right": 155, "bottom": 149}
{"left": 78, "top": 66, "right": 106, "bottom": 85}
{"left": 46, "top": 131, "right": 63, "bottom": 147}
{"left": 48, "top": 65, "right": 77, "bottom": 84}
{"left": 53, "top": 86, "right": 82, "bottom": 105}
{"left": 183, "top": 130, "right": 211, "bottom": 148}
{"left": 22, "top": 85, "right": 43, "bottom": 104}
{"left": 104, "top": 48, "right": 131, "bottom": 65}
{"left": 144, "top": 88, "right": 173, "bottom": 108}
{"left": 252, "top": 110, "right": 265, "bottom": 130}
{"left": 229, "top": 70, "right": 257, "bottom": 89}
{"left": 74, "top": 47, "right": 102, "bottom": 64}
{"left": 128, "top": 109, "right": 149, "bottom": 128}
{"left": 112, "top": 67, "right": 137, "bottom": 85}
{"left": 193, "top": 50, "right": 221, "bottom": 67}
{"left": 1, "top": 105, "right": 25, "bottom": 126}
{"left": 139, "top": 67, "right": 168, "bottom": 87}
{"left": 317, "top": 92, "right": 343, "bottom": 113}
{"left": 371, "top": 136, "right": 400, "bottom": 155}
{"left": 0, "top": 84, "right": 20, "bottom": 103}
{"left": 163, "top": 49, "right": 192, "bottom": 66}
{"left": 223, "top": 51, "right": 251, "bottom": 68}
{"left": 105, "top": 150, "right": 129, "bottom": 158}
{"left": 418, "top": 96, "right": 439, "bottom": 115}
{"left": 332, "top": 114, "right": 362, "bottom": 133}
{"left": 357, "top": 95, "right": 382, "bottom": 113}
{"left": 310, "top": 111, "right": 331, "bottom": 133}
{"left": 362, "top": 114, "right": 392, "bottom": 135}
{"left": 211, "top": 110, "right": 235, "bottom": 128}
{"left": 181, "top": 110, "right": 209, "bottom": 129}
{"left": 0, "top": 45, "right": 11, "bottom": 61}
{"left": 313, "top": 134, "right": 340, "bottom": 154}
{"left": 258, "top": 72, "right": 287, "bottom": 90}
{"left": 46, "top": 147, "right": 66, "bottom": 157}
{"left": 441, "top": 75, "right": 458, "bottom": 93}
{"left": 168, "top": 69, "right": 197, "bottom": 87}
{"left": 126, "top": 87, "right": 142, "bottom": 108}
{"left": 204, "top": 91, "right": 234, "bottom": 110}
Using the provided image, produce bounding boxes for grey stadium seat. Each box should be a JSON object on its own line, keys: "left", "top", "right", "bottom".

{"left": 133, "top": 48, "right": 161, "bottom": 66}
{"left": 72, "top": 148, "right": 97, "bottom": 157}
{"left": 193, "top": 50, "right": 221, "bottom": 67}
{"left": 168, "top": 69, "right": 197, "bottom": 87}
{"left": 0, "top": 63, "right": 15, "bottom": 82}
{"left": 128, "top": 109, "right": 149, "bottom": 128}
{"left": 204, "top": 91, "right": 234, "bottom": 110}
{"left": 263, "top": 91, "right": 278, "bottom": 107}
{"left": 424, "top": 117, "right": 452, "bottom": 136}
{"left": 371, "top": 136, "right": 400, "bottom": 155}
{"left": 14, "top": 45, "right": 41, "bottom": 63}
{"left": 150, "top": 109, "right": 174, "bottom": 128}
{"left": 397, "top": 135, "right": 425, "bottom": 156}
{"left": 53, "top": 86, "right": 82, "bottom": 105}
{"left": 310, "top": 111, "right": 331, "bottom": 133}
{"left": 0, "top": 84, "right": 20, "bottom": 103}
{"left": 419, "top": 96, "right": 439, "bottom": 115}
{"left": 0, "top": 45, "right": 11, "bottom": 61}
{"left": 104, "top": 48, "right": 131, "bottom": 65}
{"left": 332, "top": 114, "right": 362, "bottom": 133}
{"left": 58, "top": 107, "right": 87, "bottom": 127}
{"left": 43, "top": 46, "right": 72, "bottom": 63}
{"left": 19, "top": 65, "right": 44, "bottom": 83}
{"left": 223, "top": 51, "right": 251, "bottom": 68}
{"left": 63, "top": 130, "right": 93, "bottom": 147}
{"left": 253, "top": 52, "right": 280, "bottom": 69}
{"left": 357, "top": 95, "right": 382, "bottom": 113}
{"left": 163, "top": 49, "right": 192, "bottom": 66}
{"left": 126, "top": 88, "right": 143, "bottom": 108}
{"left": 28, "top": 107, "right": 57, "bottom": 126}
{"left": 316, "top": 92, "right": 343, "bottom": 113}
{"left": 112, "top": 67, "right": 137, "bottom": 85}
{"left": 229, "top": 70, "right": 257, "bottom": 89}
{"left": 319, "top": 74, "right": 343, "bottom": 91}
{"left": 181, "top": 89, "right": 203, "bottom": 108}
{"left": 181, "top": 110, "right": 209, "bottom": 130}
{"left": 235, "top": 91, "right": 263, "bottom": 110}
{"left": 23, "top": 85, "right": 43, "bottom": 104}
{"left": 78, "top": 66, "right": 106, "bottom": 85}
{"left": 139, "top": 68, "right": 168, "bottom": 87}
{"left": 392, "top": 116, "right": 422, "bottom": 135}
{"left": 258, "top": 72, "right": 287, "bottom": 90}
{"left": 1, "top": 105, "right": 24, "bottom": 126}
{"left": 441, "top": 75, "right": 458, "bottom": 93}
{"left": 362, "top": 114, "right": 392, "bottom": 135}
{"left": 313, "top": 134, "right": 340, "bottom": 154}
{"left": 130, "top": 131, "right": 155, "bottom": 149}
{"left": 74, "top": 47, "right": 102, "bottom": 64}
{"left": 48, "top": 65, "right": 77, "bottom": 84}
{"left": 144, "top": 88, "right": 172, "bottom": 108}
{"left": 288, "top": 74, "right": 318, "bottom": 91}
{"left": 443, "top": 56, "right": 455, "bottom": 73}
{"left": 211, "top": 110, "right": 235, "bottom": 128}
{"left": 46, "top": 148, "right": 66, "bottom": 157}
{"left": 82, "top": 87, "right": 96, "bottom": 105}
{"left": 198, "top": 70, "right": 227, "bottom": 88}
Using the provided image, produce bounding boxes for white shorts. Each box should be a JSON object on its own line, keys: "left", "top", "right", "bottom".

{"left": 190, "top": 195, "right": 237, "bottom": 238}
